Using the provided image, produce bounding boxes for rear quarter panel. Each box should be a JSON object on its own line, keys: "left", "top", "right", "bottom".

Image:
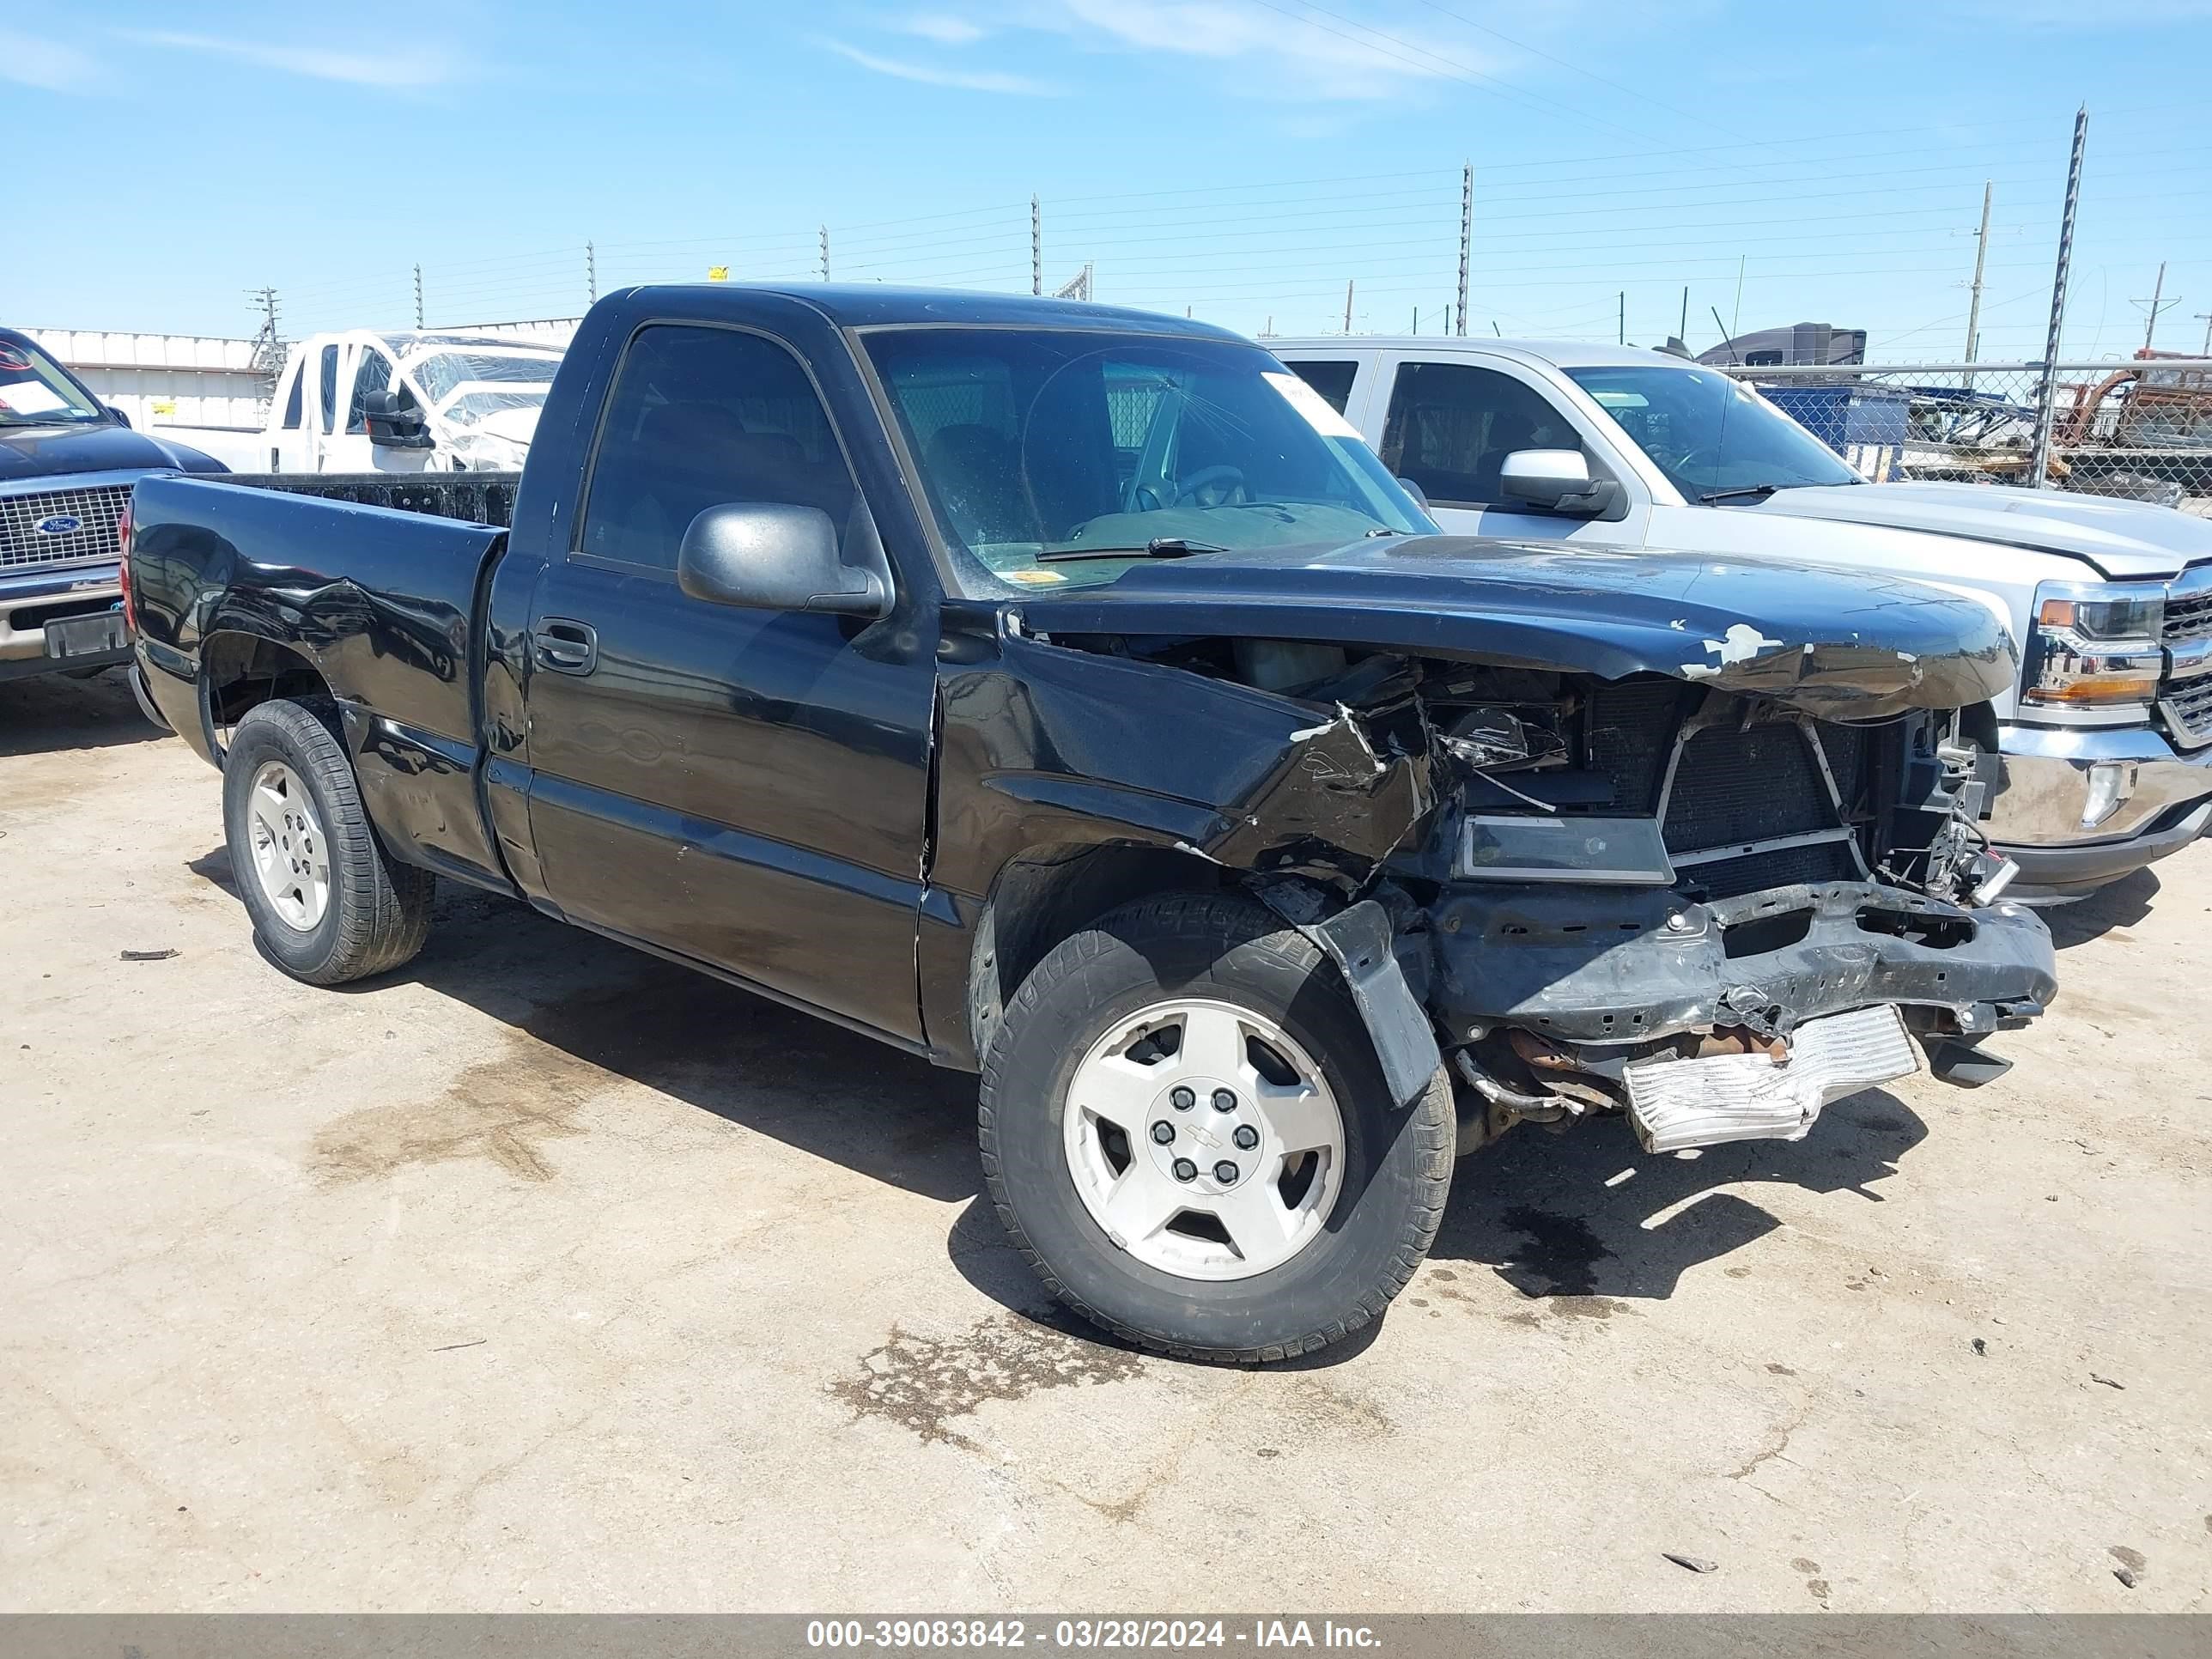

{"left": 130, "top": 472, "right": 512, "bottom": 886}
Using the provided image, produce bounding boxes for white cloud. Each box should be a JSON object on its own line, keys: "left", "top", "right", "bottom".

{"left": 818, "top": 40, "right": 1058, "bottom": 94}
{"left": 896, "top": 12, "right": 992, "bottom": 43}
{"left": 1039, "top": 0, "right": 1482, "bottom": 101}
{"left": 0, "top": 27, "right": 98, "bottom": 91}
{"left": 120, "top": 30, "right": 456, "bottom": 89}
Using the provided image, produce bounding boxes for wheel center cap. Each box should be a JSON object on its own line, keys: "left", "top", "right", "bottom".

{"left": 1146, "top": 1076, "right": 1261, "bottom": 1193}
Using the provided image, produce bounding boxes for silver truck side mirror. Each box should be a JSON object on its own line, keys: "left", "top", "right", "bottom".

{"left": 678, "top": 501, "right": 891, "bottom": 619}
{"left": 1500, "top": 448, "right": 1591, "bottom": 505}
{"left": 1499, "top": 448, "right": 1622, "bottom": 518}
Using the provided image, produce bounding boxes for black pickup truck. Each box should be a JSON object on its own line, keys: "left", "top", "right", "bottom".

{"left": 128, "top": 284, "right": 2056, "bottom": 1362}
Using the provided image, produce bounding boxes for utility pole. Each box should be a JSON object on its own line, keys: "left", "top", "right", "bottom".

{"left": 2196, "top": 313, "right": 2212, "bottom": 356}
{"left": 1030, "top": 195, "right": 1042, "bottom": 297}
{"left": 1964, "top": 180, "right": 1993, "bottom": 372}
{"left": 2030, "top": 105, "right": 2089, "bottom": 492}
{"left": 1730, "top": 255, "right": 1746, "bottom": 340}
{"left": 1344, "top": 279, "right": 1354, "bottom": 334}
{"left": 819, "top": 226, "right": 830, "bottom": 283}
{"left": 586, "top": 241, "right": 598, "bottom": 305}
{"left": 1679, "top": 286, "right": 1689, "bottom": 344}
{"left": 1618, "top": 291, "right": 1626, "bottom": 346}
{"left": 1412, "top": 307, "right": 1419, "bottom": 335}
{"left": 1455, "top": 161, "right": 1472, "bottom": 337}
{"left": 245, "top": 287, "right": 283, "bottom": 382}
{"left": 2131, "top": 260, "right": 2179, "bottom": 352}
{"left": 413, "top": 264, "right": 425, "bottom": 329}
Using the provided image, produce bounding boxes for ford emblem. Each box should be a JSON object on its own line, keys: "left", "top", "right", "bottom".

{"left": 35, "top": 514, "right": 84, "bottom": 536}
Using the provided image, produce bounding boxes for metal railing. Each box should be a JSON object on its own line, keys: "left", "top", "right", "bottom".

{"left": 1717, "top": 359, "right": 2212, "bottom": 513}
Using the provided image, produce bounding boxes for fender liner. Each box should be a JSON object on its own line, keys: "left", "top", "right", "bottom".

{"left": 1285, "top": 896, "right": 1441, "bottom": 1110}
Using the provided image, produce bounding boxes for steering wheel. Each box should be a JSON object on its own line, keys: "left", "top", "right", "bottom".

{"left": 1668, "top": 447, "right": 1719, "bottom": 483}
{"left": 1173, "top": 465, "right": 1249, "bottom": 508}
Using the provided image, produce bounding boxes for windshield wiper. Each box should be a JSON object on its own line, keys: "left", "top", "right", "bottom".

{"left": 1698, "top": 482, "right": 1802, "bottom": 503}
{"left": 1036, "top": 538, "right": 1230, "bottom": 563}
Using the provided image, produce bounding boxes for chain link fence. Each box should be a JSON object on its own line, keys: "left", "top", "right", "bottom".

{"left": 1719, "top": 360, "right": 2212, "bottom": 516}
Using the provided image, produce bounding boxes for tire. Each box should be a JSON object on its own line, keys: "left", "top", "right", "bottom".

{"left": 978, "top": 892, "right": 1453, "bottom": 1364}
{"left": 221, "top": 697, "right": 433, "bottom": 986}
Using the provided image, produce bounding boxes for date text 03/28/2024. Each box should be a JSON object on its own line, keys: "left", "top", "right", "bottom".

{"left": 803, "top": 1620, "right": 1382, "bottom": 1650}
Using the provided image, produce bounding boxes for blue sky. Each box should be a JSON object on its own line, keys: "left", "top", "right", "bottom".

{"left": 8, "top": 1, "right": 2208, "bottom": 360}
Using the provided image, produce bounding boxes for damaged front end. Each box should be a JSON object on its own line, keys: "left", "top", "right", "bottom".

{"left": 1402, "top": 670, "right": 2055, "bottom": 1155}
{"left": 957, "top": 566, "right": 2057, "bottom": 1159}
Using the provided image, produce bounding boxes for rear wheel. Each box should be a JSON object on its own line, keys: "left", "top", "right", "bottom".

{"left": 979, "top": 893, "right": 1452, "bottom": 1363}
{"left": 222, "top": 698, "right": 433, "bottom": 985}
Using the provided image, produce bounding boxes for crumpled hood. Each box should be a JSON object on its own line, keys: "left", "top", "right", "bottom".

{"left": 0, "top": 421, "right": 226, "bottom": 484}
{"left": 1014, "top": 534, "right": 2018, "bottom": 719}
{"left": 1747, "top": 479, "right": 2212, "bottom": 581}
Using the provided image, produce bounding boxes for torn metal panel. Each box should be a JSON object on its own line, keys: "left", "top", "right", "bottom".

{"left": 935, "top": 630, "right": 1433, "bottom": 899}
{"left": 1206, "top": 704, "right": 1433, "bottom": 882}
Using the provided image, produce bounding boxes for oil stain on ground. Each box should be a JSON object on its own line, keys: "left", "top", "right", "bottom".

{"left": 310, "top": 1022, "right": 604, "bottom": 1184}
{"left": 832, "top": 1314, "right": 1145, "bottom": 1449}
{"left": 1499, "top": 1204, "right": 1614, "bottom": 1296}
{"left": 309, "top": 956, "right": 970, "bottom": 1188}
{"left": 310, "top": 969, "right": 740, "bottom": 1185}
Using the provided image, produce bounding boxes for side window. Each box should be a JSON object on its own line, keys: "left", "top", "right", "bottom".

{"left": 1378, "top": 362, "right": 1584, "bottom": 507}
{"left": 318, "top": 344, "right": 339, "bottom": 434}
{"left": 1286, "top": 359, "right": 1358, "bottom": 415}
{"left": 576, "top": 324, "right": 854, "bottom": 574}
{"left": 347, "top": 350, "right": 394, "bottom": 434}
{"left": 279, "top": 362, "right": 303, "bottom": 430}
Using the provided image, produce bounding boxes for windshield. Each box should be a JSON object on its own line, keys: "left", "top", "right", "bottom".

{"left": 438, "top": 389, "right": 548, "bottom": 429}
{"left": 1564, "top": 364, "right": 1860, "bottom": 499}
{"left": 866, "top": 329, "right": 1433, "bottom": 593}
{"left": 0, "top": 338, "right": 106, "bottom": 428}
{"left": 408, "top": 350, "right": 559, "bottom": 406}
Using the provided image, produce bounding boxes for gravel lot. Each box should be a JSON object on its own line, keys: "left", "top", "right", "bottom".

{"left": 5, "top": 668, "right": 2209, "bottom": 1613}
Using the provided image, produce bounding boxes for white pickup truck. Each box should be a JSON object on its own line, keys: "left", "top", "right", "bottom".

{"left": 160, "top": 328, "right": 563, "bottom": 476}
{"left": 1274, "top": 337, "right": 2212, "bottom": 899}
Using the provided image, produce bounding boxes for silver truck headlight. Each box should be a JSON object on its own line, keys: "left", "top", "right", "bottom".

{"left": 2021, "top": 580, "right": 2163, "bottom": 709}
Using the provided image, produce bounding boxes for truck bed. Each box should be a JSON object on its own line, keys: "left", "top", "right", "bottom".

{"left": 216, "top": 471, "right": 522, "bottom": 528}
{"left": 129, "top": 471, "right": 512, "bottom": 767}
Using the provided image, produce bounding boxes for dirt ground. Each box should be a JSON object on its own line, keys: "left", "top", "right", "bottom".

{"left": 4, "top": 668, "right": 2209, "bottom": 1613}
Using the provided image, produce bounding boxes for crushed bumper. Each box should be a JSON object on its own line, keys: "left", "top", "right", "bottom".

{"left": 1426, "top": 878, "right": 2057, "bottom": 1047}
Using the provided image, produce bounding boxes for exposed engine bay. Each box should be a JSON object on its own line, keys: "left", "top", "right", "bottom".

{"left": 1011, "top": 627, "right": 2059, "bottom": 1158}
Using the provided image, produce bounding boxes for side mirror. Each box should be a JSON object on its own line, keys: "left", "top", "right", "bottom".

{"left": 363, "top": 389, "right": 433, "bottom": 449}
{"left": 678, "top": 501, "right": 891, "bottom": 618}
{"left": 106, "top": 404, "right": 132, "bottom": 428}
{"left": 1395, "top": 475, "right": 1431, "bottom": 512}
{"left": 1499, "top": 447, "right": 1622, "bottom": 518}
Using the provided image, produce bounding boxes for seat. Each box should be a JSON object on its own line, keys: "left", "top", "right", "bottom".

{"left": 925, "top": 423, "right": 1033, "bottom": 546}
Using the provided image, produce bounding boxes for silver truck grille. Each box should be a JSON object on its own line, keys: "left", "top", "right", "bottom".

{"left": 2160, "top": 675, "right": 2212, "bottom": 750}
{"left": 2158, "top": 567, "right": 2212, "bottom": 749}
{"left": 2164, "top": 585, "right": 2212, "bottom": 647}
{"left": 1, "top": 484, "right": 130, "bottom": 571}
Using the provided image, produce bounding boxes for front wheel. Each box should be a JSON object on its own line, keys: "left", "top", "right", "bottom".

{"left": 979, "top": 894, "right": 1452, "bottom": 1363}
{"left": 222, "top": 697, "right": 433, "bottom": 985}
